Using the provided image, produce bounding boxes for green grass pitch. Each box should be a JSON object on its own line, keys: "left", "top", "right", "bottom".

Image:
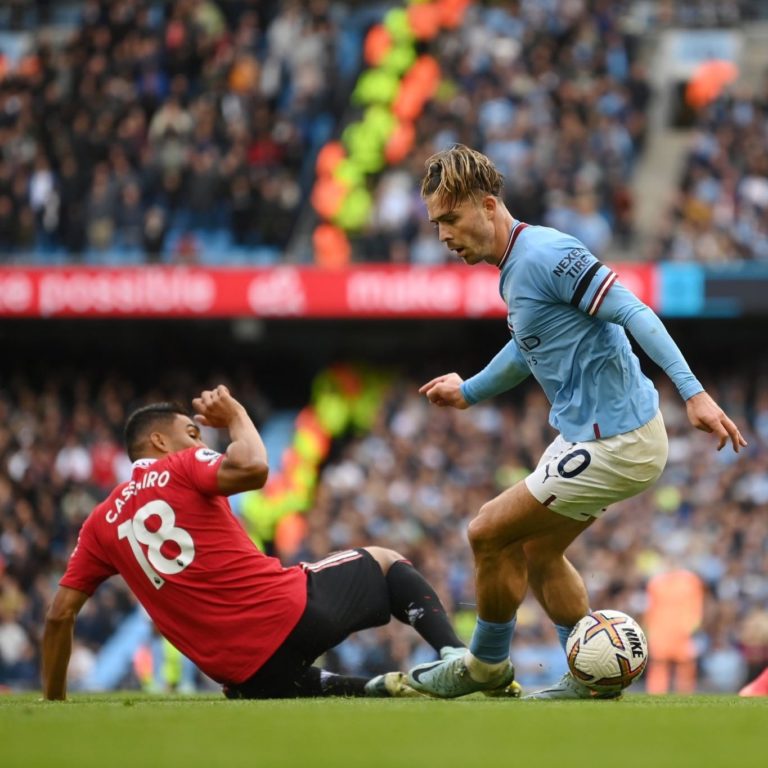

{"left": 1, "top": 693, "right": 765, "bottom": 768}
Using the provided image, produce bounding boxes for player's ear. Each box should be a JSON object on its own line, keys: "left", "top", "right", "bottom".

{"left": 482, "top": 194, "right": 497, "bottom": 219}
{"left": 148, "top": 430, "right": 171, "bottom": 454}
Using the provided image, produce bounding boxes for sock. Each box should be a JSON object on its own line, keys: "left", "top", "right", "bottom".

{"left": 386, "top": 560, "right": 462, "bottom": 652}
{"left": 318, "top": 669, "right": 368, "bottom": 697}
{"left": 555, "top": 623, "right": 575, "bottom": 653}
{"left": 469, "top": 616, "right": 516, "bottom": 664}
{"left": 231, "top": 666, "right": 369, "bottom": 698}
{"left": 465, "top": 654, "right": 510, "bottom": 682}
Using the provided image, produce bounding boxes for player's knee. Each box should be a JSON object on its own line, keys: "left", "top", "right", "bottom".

{"left": 364, "top": 546, "right": 404, "bottom": 574}
{"left": 467, "top": 510, "right": 500, "bottom": 554}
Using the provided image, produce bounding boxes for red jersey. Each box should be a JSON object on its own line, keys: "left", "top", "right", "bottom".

{"left": 61, "top": 446, "right": 307, "bottom": 684}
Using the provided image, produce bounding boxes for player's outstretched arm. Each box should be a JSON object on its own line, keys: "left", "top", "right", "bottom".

{"left": 193, "top": 385, "right": 269, "bottom": 494}
{"left": 42, "top": 586, "right": 89, "bottom": 700}
{"left": 597, "top": 286, "right": 746, "bottom": 452}
{"left": 686, "top": 391, "right": 747, "bottom": 452}
{"left": 419, "top": 373, "right": 470, "bottom": 409}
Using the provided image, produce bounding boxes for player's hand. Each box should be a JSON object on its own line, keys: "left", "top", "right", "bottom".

{"left": 192, "top": 385, "right": 244, "bottom": 428}
{"left": 418, "top": 372, "right": 470, "bottom": 409}
{"left": 685, "top": 391, "right": 747, "bottom": 452}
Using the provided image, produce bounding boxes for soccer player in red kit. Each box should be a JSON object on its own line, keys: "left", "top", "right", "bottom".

{"left": 42, "top": 385, "right": 474, "bottom": 699}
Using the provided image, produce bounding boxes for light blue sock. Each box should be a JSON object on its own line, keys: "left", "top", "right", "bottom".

{"left": 555, "top": 623, "right": 575, "bottom": 652}
{"left": 469, "top": 617, "right": 517, "bottom": 663}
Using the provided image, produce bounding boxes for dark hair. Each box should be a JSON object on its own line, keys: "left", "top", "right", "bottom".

{"left": 421, "top": 144, "right": 504, "bottom": 207}
{"left": 124, "top": 402, "right": 190, "bottom": 461}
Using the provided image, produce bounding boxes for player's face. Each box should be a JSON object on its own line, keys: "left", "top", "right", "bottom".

{"left": 426, "top": 193, "right": 496, "bottom": 265}
{"left": 162, "top": 414, "right": 208, "bottom": 453}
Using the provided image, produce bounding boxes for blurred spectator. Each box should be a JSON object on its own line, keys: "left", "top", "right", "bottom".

{"left": 5, "top": 1, "right": 762, "bottom": 266}
{"left": 644, "top": 566, "right": 704, "bottom": 693}
{"left": 651, "top": 85, "right": 768, "bottom": 263}
{"left": 142, "top": 206, "right": 168, "bottom": 262}
{"left": 115, "top": 182, "right": 145, "bottom": 257}
{"left": 0, "top": 575, "right": 37, "bottom": 687}
{"left": 702, "top": 626, "right": 747, "bottom": 692}
{"left": 0, "top": 0, "right": 342, "bottom": 264}
{"left": 739, "top": 609, "right": 768, "bottom": 684}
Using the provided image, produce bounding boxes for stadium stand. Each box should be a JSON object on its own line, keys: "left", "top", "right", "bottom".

{"left": 328, "top": 0, "right": 654, "bottom": 264}
{"left": 0, "top": 0, "right": 657, "bottom": 265}
{"left": 649, "top": 86, "right": 768, "bottom": 262}
{"left": 0, "top": 0, "right": 348, "bottom": 265}
{"left": 2, "top": 0, "right": 768, "bottom": 697}
{"left": 1, "top": 364, "right": 767, "bottom": 692}
{"left": 5, "top": 1, "right": 768, "bottom": 266}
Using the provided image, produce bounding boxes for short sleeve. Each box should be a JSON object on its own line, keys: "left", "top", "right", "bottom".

{"left": 176, "top": 447, "right": 226, "bottom": 496}
{"left": 60, "top": 519, "right": 117, "bottom": 595}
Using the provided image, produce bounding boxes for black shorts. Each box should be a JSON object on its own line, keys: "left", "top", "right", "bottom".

{"left": 228, "top": 548, "right": 391, "bottom": 698}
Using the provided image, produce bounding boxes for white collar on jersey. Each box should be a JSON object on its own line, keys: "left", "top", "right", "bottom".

{"left": 132, "top": 458, "right": 157, "bottom": 470}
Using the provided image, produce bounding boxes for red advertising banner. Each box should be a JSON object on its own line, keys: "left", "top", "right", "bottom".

{"left": 0, "top": 263, "right": 657, "bottom": 318}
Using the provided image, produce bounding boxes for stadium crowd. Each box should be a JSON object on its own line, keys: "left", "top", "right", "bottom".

{"left": 1, "top": 0, "right": 767, "bottom": 698}
{"left": 360, "top": 0, "right": 768, "bottom": 266}
{"left": 5, "top": 1, "right": 767, "bottom": 266}
{"left": 650, "top": 85, "right": 768, "bottom": 263}
{"left": 0, "top": 0, "right": 656, "bottom": 265}
{"left": 0, "top": 0, "right": 347, "bottom": 265}
{"left": 1, "top": 363, "right": 767, "bottom": 693}
{"left": 359, "top": 0, "right": 652, "bottom": 263}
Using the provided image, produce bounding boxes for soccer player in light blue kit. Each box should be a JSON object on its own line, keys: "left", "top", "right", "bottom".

{"left": 406, "top": 145, "right": 746, "bottom": 699}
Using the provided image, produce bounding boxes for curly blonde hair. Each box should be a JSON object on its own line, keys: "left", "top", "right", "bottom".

{"left": 420, "top": 144, "right": 504, "bottom": 207}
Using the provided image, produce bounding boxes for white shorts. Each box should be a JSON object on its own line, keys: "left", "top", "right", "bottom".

{"left": 525, "top": 410, "right": 668, "bottom": 521}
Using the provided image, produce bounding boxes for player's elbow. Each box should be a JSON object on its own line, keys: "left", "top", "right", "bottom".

{"left": 218, "top": 456, "right": 270, "bottom": 494}
{"left": 44, "top": 587, "right": 87, "bottom": 630}
{"left": 244, "top": 459, "right": 269, "bottom": 489}
{"left": 231, "top": 458, "right": 270, "bottom": 489}
{"left": 44, "top": 604, "right": 77, "bottom": 628}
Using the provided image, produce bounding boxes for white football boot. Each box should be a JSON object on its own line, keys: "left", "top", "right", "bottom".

{"left": 523, "top": 672, "right": 621, "bottom": 700}
{"left": 408, "top": 648, "right": 516, "bottom": 699}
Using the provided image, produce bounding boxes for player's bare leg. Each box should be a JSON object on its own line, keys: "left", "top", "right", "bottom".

{"left": 520, "top": 519, "right": 622, "bottom": 700}
{"left": 470, "top": 483, "right": 596, "bottom": 670}
{"left": 482, "top": 503, "right": 620, "bottom": 701}
{"left": 468, "top": 482, "right": 582, "bottom": 620}
{"left": 524, "top": 519, "right": 596, "bottom": 627}
{"left": 408, "top": 481, "right": 578, "bottom": 697}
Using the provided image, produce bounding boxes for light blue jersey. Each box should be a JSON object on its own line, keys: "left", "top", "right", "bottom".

{"left": 461, "top": 223, "right": 702, "bottom": 442}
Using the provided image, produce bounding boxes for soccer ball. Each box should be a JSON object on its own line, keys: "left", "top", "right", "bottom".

{"left": 565, "top": 609, "right": 648, "bottom": 693}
